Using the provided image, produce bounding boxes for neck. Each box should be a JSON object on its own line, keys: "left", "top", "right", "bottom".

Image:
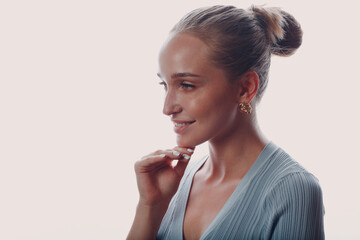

{"left": 205, "top": 113, "right": 268, "bottom": 182}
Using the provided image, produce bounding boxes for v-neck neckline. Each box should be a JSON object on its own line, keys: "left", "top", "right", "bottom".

{"left": 180, "top": 142, "right": 277, "bottom": 240}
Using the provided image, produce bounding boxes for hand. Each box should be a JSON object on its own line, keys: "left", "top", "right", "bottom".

{"left": 134, "top": 146, "right": 195, "bottom": 207}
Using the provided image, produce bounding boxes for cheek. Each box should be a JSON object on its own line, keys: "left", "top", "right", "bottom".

{"left": 186, "top": 88, "right": 224, "bottom": 116}
{"left": 188, "top": 98, "right": 209, "bottom": 117}
{"left": 189, "top": 91, "right": 234, "bottom": 120}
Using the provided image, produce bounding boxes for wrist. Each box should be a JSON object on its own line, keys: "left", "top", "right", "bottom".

{"left": 127, "top": 200, "right": 169, "bottom": 240}
{"left": 137, "top": 199, "right": 170, "bottom": 215}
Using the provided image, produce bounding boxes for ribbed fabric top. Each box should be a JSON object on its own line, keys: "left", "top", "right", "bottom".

{"left": 157, "top": 142, "right": 324, "bottom": 239}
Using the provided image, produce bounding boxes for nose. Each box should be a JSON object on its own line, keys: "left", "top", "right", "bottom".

{"left": 162, "top": 89, "right": 182, "bottom": 116}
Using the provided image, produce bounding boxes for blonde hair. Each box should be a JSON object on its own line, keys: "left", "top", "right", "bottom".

{"left": 171, "top": 5, "right": 303, "bottom": 101}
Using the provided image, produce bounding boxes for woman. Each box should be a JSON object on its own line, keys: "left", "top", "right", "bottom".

{"left": 128, "top": 5, "right": 324, "bottom": 240}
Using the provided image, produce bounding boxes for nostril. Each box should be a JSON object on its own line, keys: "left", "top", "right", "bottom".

{"left": 163, "top": 104, "right": 182, "bottom": 116}
{"left": 173, "top": 105, "right": 182, "bottom": 113}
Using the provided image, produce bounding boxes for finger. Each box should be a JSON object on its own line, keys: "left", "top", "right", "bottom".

{"left": 173, "top": 146, "right": 195, "bottom": 153}
{"left": 172, "top": 146, "right": 195, "bottom": 160}
{"left": 135, "top": 153, "right": 171, "bottom": 173}
{"left": 154, "top": 149, "right": 185, "bottom": 160}
{"left": 171, "top": 146, "right": 195, "bottom": 175}
{"left": 173, "top": 154, "right": 191, "bottom": 176}
{"left": 137, "top": 149, "right": 187, "bottom": 172}
{"left": 151, "top": 149, "right": 192, "bottom": 160}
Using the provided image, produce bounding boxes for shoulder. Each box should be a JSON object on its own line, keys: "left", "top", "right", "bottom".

{"left": 258, "top": 143, "right": 323, "bottom": 205}
{"left": 273, "top": 171, "right": 323, "bottom": 202}
{"left": 261, "top": 145, "right": 325, "bottom": 239}
{"left": 263, "top": 143, "right": 317, "bottom": 184}
{"left": 263, "top": 172, "right": 325, "bottom": 239}
{"left": 262, "top": 145, "right": 324, "bottom": 211}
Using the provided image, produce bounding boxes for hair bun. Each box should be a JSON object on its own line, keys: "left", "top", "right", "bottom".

{"left": 250, "top": 6, "right": 303, "bottom": 56}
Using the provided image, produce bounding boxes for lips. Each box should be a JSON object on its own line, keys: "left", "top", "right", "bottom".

{"left": 174, "top": 122, "right": 194, "bottom": 127}
{"left": 172, "top": 120, "right": 196, "bottom": 134}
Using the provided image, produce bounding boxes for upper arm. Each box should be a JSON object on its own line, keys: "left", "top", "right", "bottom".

{"left": 265, "top": 172, "right": 325, "bottom": 240}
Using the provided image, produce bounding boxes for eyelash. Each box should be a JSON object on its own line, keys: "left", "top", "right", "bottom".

{"left": 158, "top": 81, "right": 195, "bottom": 90}
{"left": 159, "top": 81, "right": 167, "bottom": 89}
{"left": 180, "top": 83, "right": 195, "bottom": 89}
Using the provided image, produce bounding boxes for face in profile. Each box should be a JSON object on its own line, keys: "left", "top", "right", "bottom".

{"left": 158, "top": 33, "right": 241, "bottom": 148}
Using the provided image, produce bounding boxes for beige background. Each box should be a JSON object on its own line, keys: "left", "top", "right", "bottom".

{"left": 1, "top": 0, "right": 359, "bottom": 239}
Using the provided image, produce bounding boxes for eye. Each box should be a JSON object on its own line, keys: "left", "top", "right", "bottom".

{"left": 180, "top": 82, "right": 195, "bottom": 90}
{"left": 159, "top": 81, "right": 167, "bottom": 90}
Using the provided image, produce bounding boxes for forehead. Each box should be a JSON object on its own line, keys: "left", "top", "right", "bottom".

{"left": 158, "top": 33, "right": 212, "bottom": 76}
{"left": 160, "top": 32, "right": 209, "bottom": 55}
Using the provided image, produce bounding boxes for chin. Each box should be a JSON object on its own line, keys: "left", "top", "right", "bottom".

{"left": 176, "top": 135, "right": 194, "bottom": 148}
{"left": 176, "top": 134, "right": 205, "bottom": 148}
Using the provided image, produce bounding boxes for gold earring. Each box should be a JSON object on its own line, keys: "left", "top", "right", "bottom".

{"left": 238, "top": 103, "right": 252, "bottom": 114}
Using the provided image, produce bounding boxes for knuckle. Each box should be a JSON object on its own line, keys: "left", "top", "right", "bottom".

{"left": 154, "top": 149, "right": 163, "bottom": 155}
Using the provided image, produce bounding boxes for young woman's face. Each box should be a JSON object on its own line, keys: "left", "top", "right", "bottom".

{"left": 158, "top": 33, "right": 240, "bottom": 147}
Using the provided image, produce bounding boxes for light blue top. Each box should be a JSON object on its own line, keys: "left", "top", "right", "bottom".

{"left": 157, "top": 142, "right": 325, "bottom": 239}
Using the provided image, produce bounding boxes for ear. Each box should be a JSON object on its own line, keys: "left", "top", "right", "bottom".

{"left": 237, "top": 70, "right": 259, "bottom": 104}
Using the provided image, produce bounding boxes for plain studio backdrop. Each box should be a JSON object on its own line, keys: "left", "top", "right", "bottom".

{"left": 0, "top": 0, "right": 359, "bottom": 239}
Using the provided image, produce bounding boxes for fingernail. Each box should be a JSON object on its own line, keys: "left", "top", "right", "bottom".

{"left": 173, "top": 151, "right": 181, "bottom": 156}
{"left": 159, "top": 154, "right": 166, "bottom": 158}
{"left": 182, "top": 154, "right": 190, "bottom": 160}
{"left": 187, "top": 148, "right": 194, "bottom": 153}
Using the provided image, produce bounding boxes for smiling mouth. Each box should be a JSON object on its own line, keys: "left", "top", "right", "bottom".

{"left": 173, "top": 121, "right": 196, "bottom": 134}
{"left": 174, "top": 121, "right": 195, "bottom": 127}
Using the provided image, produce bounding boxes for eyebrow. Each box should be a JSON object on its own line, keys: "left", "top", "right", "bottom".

{"left": 157, "top": 72, "right": 201, "bottom": 79}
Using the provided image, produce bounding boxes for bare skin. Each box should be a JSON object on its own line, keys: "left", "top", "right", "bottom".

{"left": 127, "top": 146, "right": 195, "bottom": 239}
{"left": 127, "top": 33, "right": 267, "bottom": 240}
{"left": 183, "top": 118, "right": 266, "bottom": 240}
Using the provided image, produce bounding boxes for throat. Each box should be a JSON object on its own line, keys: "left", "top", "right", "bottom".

{"left": 206, "top": 131, "right": 267, "bottom": 181}
{"left": 183, "top": 170, "right": 240, "bottom": 240}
